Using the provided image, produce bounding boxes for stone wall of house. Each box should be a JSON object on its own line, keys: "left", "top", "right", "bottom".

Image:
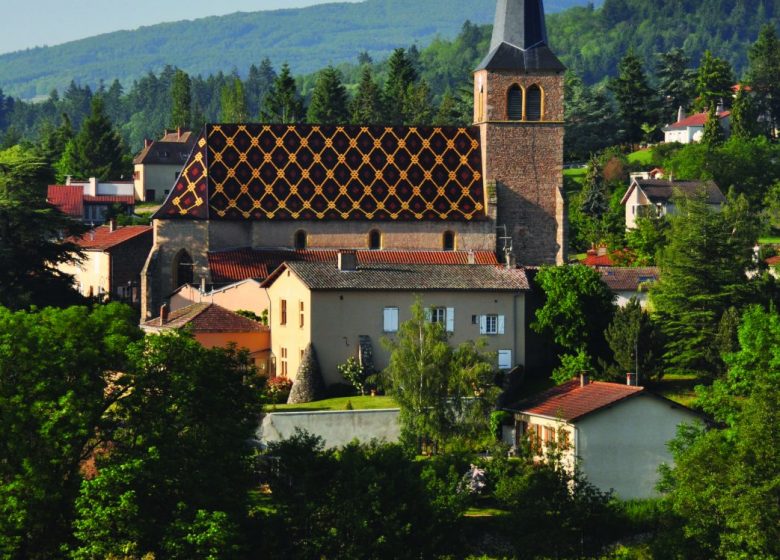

{"left": 109, "top": 230, "right": 153, "bottom": 297}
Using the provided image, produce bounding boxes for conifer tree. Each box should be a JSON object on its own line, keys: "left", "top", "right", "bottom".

{"left": 170, "top": 69, "right": 192, "bottom": 129}
{"left": 433, "top": 91, "right": 459, "bottom": 126}
{"left": 608, "top": 50, "right": 656, "bottom": 145}
{"left": 656, "top": 48, "right": 696, "bottom": 122}
{"left": 246, "top": 57, "right": 276, "bottom": 117}
{"left": 580, "top": 155, "right": 608, "bottom": 219}
{"left": 747, "top": 25, "right": 780, "bottom": 138}
{"left": 306, "top": 66, "right": 350, "bottom": 124}
{"left": 384, "top": 48, "right": 418, "bottom": 125}
{"left": 261, "top": 63, "right": 305, "bottom": 124}
{"left": 403, "top": 80, "right": 434, "bottom": 125}
{"left": 219, "top": 77, "right": 247, "bottom": 122}
{"left": 701, "top": 104, "right": 725, "bottom": 148}
{"left": 730, "top": 87, "right": 761, "bottom": 140}
{"left": 57, "top": 96, "right": 128, "bottom": 181}
{"left": 695, "top": 51, "right": 734, "bottom": 111}
{"left": 39, "top": 113, "right": 73, "bottom": 167}
{"left": 350, "top": 65, "right": 384, "bottom": 125}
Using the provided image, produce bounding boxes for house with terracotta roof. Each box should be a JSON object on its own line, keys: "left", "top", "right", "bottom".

{"left": 58, "top": 222, "right": 152, "bottom": 305}
{"left": 663, "top": 108, "right": 731, "bottom": 144}
{"left": 260, "top": 251, "right": 529, "bottom": 384}
{"left": 133, "top": 128, "right": 195, "bottom": 202}
{"left": 140, "top": 0, "right": 569, "bottom": 321}
{"left": 142, "top": 302, "right": 270, "bottom": 374}
{"left": 621, "top": 178, "right": 726, "bottom": 230}
{"left": 597, "top": 267, "right": 659, "bottom": 308}
{"left": 505, "top": 375, "right": 705, "bottom": 499}
{"left": 48, "top": 177, "right": 136, "bottom": 224}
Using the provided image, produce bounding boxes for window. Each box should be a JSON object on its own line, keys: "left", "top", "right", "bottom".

{"left": 299, "top": 301, "right": 305, "bottom": 328}
{"left": 369, "top": 229, "right": 382, "bottom": 250}
{"left": 443, "top": 231, "right": 455, "bottom": 251}
{"left": 173, "top": 250, "right": 194, "bottom": 289}
{"left": 430, "top": 307, "right": 447, "bottom": 324}
{"left": 527, "top": 424, "right": 543, "bottom": 455}
{"left": 426, "top": 307, "right": 454, "bottom": 332}
{"left": 507, "top": 85, "right": 523, "bottom": 120}
{"left": 280, "top": 347, "right": 288, "bottom": 377}
{"left": 543, "top": 426, "right": 556, "bottom": 446}
{"left": 383, "top": 307, "right": 399, "bottom": 332}
{"left": 294, "top": 230, "right": 307, "bottom": 250}
{"left": 498, "top": 349, "right": 512, "bottom": 370}
{"left": 280, "top": 299, "right": 287, "bottom": 325}
{"left": 526, "top": 84, "right": 542, "bottom": 121}
{"left": 479, "top": 314, "right": 505, "bottom": 335}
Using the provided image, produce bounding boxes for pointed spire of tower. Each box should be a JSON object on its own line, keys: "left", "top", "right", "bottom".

{"left": 477, "top": 0, "right": 565, "bottom": 72}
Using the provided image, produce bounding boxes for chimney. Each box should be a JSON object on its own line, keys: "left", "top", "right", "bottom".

{"left": 86, "top": 177, "right": 98, "bottom": 197}
{"left": 467, "top": 250, "right": 476, "bottom": 265}
{"left": 504, "top": 248, "right": 516, "bottom": 269}
{"left": 159, "top": 304, "right": 169, "bottom": 327}
{"left": 716, "top": 100, "right": 725, "bottom": 114}
{"left": 580, "top": 373, "right": 589, "bottom": 387}
{"left": 177, "top": 126, "right": 182, "bottom": 139}
{"left": 597, "top": 244, "right": 608, "bottom": 257}
{"left": 677, "top": 105, "right": 685, "bottom": 123}
{"left": 108, "top": 218, "right": 117, "bottom": 232}
{"left": 338, "top": 250, "right": 357, "bottom": 272}
{"left": 65, "top": 175, "right": 73, "bottom": 185}
{"left": 144, "top": 138, "right": 151, "bottom": 149}
{"left": 200, "top": 276, "right": 207, "bottom": 294}
{"left": 626, "top": 372, "right": 638, "bottom": 387}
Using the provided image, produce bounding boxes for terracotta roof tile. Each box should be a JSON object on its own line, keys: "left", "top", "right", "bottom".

{"left": 47, "top": 185, "right": 84, "bottom": 217}
{"left": 143, "top": 303, "right": 268, "bottom": 332}
{"left": 598, "top": 267, "right": 659, "bottom": 291}
{"left": 208, "top": 248, "right": 500, "bottom": 284}
{"left": 665, "top": 110, "right": 730, "bottom": 130}
{"left": 69, "top": 225, "right": 152, "bottom": 251}
{"left": 83, "top": 195, "right": 135, "bottom": 205}
{"left": 515, "top": 379, "right": 644, "bottom": 422}
{"left": 767, "top": 256, "right": 780, "bottom": 266}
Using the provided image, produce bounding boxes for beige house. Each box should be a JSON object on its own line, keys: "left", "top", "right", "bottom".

{"left": 60, "top": 223, "right": 152, "bottom": 306}
{"left": 663, "top": 109, "right": 731, "bottom": 144}
{"left": 621, "top": 178, "right": 726, "bottom": 230}
{"left": 133, "top": 129, "right": 195, "bottom": 202}
{"left": 170, "top": 278, "right": 269, "bottom": 317}
{"left": 261, "top": 254, "right": 529, "bottom": 385}
{"left": 506, "top": 376, "right": 705, "bottom": 499}
{"left": 597, "top": 267, "right": 659, "bottom": 308}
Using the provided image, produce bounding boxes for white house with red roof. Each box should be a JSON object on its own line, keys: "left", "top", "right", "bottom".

{"left": 663, "top": 108, "right": 731, "bottom": 144}
{"left": 505, "top": 375, "right": 705, "bottom": 499}
{"left": 48, "top": 177, "right": 135, "bottom": 224}
{"left": 58, "top": 222, "right": 152, "bottom": 306}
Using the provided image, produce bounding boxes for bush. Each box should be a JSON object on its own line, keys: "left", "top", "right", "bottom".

{"left": 265, "top": 376, "right": 293, "bottom": 404}
{"left": 337, "top": 356, "right": 368, "bottom": 395}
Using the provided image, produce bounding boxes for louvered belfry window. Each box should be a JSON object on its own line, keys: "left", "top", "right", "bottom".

{"left": 526, "top": 85, "right": 542, "bottom": 121}
{"left": 507, "top": 85, "right": 523, "bottom": 120}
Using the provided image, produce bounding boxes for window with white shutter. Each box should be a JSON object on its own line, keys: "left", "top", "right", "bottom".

{"left": 498, "top": 315, "right": 505, "bottom": 334}
{"left": 479, "top": 315, "right": 488, "bottom": 334}
{"left": 446, "top": 308, "right": 455, "bottom": 333}
{"left": 383, "top": 307, "right": 399, "bottom": 333}
{"left": 498, "top": 350, "right": 512, "bottom": 370}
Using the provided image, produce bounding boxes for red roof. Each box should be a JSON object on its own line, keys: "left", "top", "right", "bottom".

{"left": 598, "top": 267, "right": 659, "bottom": 291}
{"left": 208, "top": 248, "right": 500, "bottom": 284}
{"left": 516, "top": 379, "right": 644, "bottom": 422}
{"left": 48, "top": 185, "right": 84, "bottom": 217}
{"left": 69, "top": 225, "right": 152, "bottom": 251}
{"left": 143, "top": 303, "right": 268, "bottom": 333}
{"left": 767, "top": 256, "right": 780, "bottom": 266}
{"left": 582, "top": 252, "right": 614, "bottom": 266}
{"left": 83, "top": 195, "right": 135, "bottom": 205}
{"left": 666, "top": 110, "right": 730, "bottom": 130}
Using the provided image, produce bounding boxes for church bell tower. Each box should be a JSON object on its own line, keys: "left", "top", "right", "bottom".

{"left": 475, "top": 0, "right": 566, "bottom": 265}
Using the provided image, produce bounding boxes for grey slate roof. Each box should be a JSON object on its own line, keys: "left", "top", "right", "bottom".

{"left": 275, "top": 262, "right": 530, "bottom": 292}
{"left": 635, "top": 179, "right": 726, "bottom": 205}
{"left": 477, "top": 0, "right": 565, "bottom": 72}
{"left": 597, "top": 267, "right": 660, "bottom": 292}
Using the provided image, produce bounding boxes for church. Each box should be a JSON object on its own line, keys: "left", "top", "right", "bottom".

{"left": 141, "top": 0, "right": 567, "bottom": 323}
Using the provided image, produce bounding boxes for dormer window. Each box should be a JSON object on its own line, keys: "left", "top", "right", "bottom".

{"left": 369, "top": 229, "right": 382, "bottom": 250}
{"left": 508, "top": 85, "right": 523, "bottom": 120}
{"left": 526, "top": 85, "right": 543, "bottom": 121}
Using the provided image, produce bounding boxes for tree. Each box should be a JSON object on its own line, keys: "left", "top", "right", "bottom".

{"left": 57, "top": 96, "right": 128, "bottom": 181}
{"left": 729, "top": 86, "right": 761, "bottom": 140}
{"left": 531, "top": 265, "right": 616, "bottom": 366}
{"left": 625, "top": 214, "right": 669, "bottom": 266}
{"left": 403, "top": 80, "right": 434, "bottom": 125}
{"left": 747, "top": 24, "right": 780, "bottom": 138}
{"left": 220, "top": 76, "right": 248, "bottom": 122}
{"left": 608, "top": 50, "right": 656, "bottom": 145}
{"left": 0, "top": 304, "right": 140, "bottom": 559}
{"left": 170, "top": 69, "right": 192, "bottom": 129}
{"left": 605, "top": 298, "right": 664, "bottom": 382}
{"left": 650, "top": 192, "right": 760, "bottom": 376}
{"left": 287, "top": 343, "right": 326, "bottom": 404}
{"left": 70, "top": 331, "right": 262, "bottom": 558}
{"left": 246, "top": 57, "right": 276, "bottom": 118}
{"left": 384, "top": 48, "right": 418, "bottom": 125}
{"left": 350, "top": 65, "right": 384, "bottom": 125}
{"left": 701, "top": 104, "right": 725, "bottom": 148}
{"left": 433, "top": 91, "right": 460, "bottom": 126}
{"left": 656, "top": 48, "right": 696, "bottom": 122}
{"left": 39, "top": 113, "right": 74, "bottom": 167}
{"left": 580, "top": 154, "right": 608, "bottom": 219}
{"left": 306, "top": 66, "right": 350, "bottom": 124}
{"left": 261, "top": 63, "right": 305, "bottom": 123}
{"left": 564, "top": 73, "right": 619, "bottom": 160}
{"left": 694, "top": 51, "right": 734, "bottom": 111}
{"left": 382, "top": 300, "right": 496, "bottom": 452}
{"left": 0, "top": 146, "right": 87, "bottom": 309}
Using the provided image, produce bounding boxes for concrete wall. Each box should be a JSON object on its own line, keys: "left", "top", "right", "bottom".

{"left": 258, "top": 409, "right": 401, "bottom": 448}
{"left": 60, "top": 251, "right": 110, "bottom": 298}
{"left": 170, "top": 280, "right": 269, "bottom": 316}
{"left": 134, "top": 163, "right": 183, "bottom": 202}
{"left": 576, "top": 394, "right": 702, "bottom": 499}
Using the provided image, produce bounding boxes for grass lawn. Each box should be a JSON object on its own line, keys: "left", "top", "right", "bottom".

{"left": 464, "top": 506, "right": 510, "bottom": 518}
{"left": 649, "top": 373, "right": 700, "bottom": 408}
{"left": 266, "top": 395, "right": 397, "bottom": 412}
{"left": 759, "top": 236, "right": 780, "bottom": 244}
{"left": 628, "top": 149, "right": 653, "bottom": 165}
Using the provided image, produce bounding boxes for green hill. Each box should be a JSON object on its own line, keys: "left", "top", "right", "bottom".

{"left": 0, "top": 0, "right": 589, "bottom": 99}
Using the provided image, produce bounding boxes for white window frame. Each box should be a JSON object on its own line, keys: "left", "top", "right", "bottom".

{"left": 479, "top": 314, "right": 505, "bottom": 335}
{"left": 427, "top": 307, "right": 454, "bottom": 333}
{"left": 383, "top": 307, "right": 399, "bottom": 333}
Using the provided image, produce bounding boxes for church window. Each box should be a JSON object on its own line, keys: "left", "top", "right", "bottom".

{"left": 526, "top": 85, "right": 543, "bottom": 121}
{"left": 294, "top": 230, "right": 307, "bottom": 250}
{"left": 173, "top": 250, "right": 194, "bottom": 289}
{"left": 507, "top": 85, "right": 523, "bottom": 120}
{"left": 369, "top": 229, "right": 382, "bottom": 250}
{"left": 443, "top": 231, "right": 455, "bottom": 251}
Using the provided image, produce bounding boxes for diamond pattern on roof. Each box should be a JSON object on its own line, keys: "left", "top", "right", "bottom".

{"left": 155, "top": 124, "right": 485, "bottom": 222}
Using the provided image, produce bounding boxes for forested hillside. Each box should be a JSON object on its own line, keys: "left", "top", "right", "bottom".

{"left": 0, "top": 0, "right": 589, "bottom": 99}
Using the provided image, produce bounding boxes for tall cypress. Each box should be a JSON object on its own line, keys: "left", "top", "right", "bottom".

{"left": 384, "top": 49, "right": 418, "bottom": 125}
{"left": 351, "top": 65, "right": 384, "bottom": 125}
{"left": 306, "top": 66, "right": 350, "bottom": 124}
{"left": 747, "top": 25, "right": 780, "bottom": 138}
{"left": 170, "top": 69, "right": 192, "bottom": 129}
{"left": 261, "top": 63, "right": 305, "bottom": 124}
{"left": 695, "top": 51, "right": 734, "bottom": 111}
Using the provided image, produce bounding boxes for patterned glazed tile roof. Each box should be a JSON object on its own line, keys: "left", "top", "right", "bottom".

{"left": 154, "top": 124, "right": 485, "bottom": 222}
{"left": 143, "top": 302, "right": 267, "bottom": 333}
{"left": 69, "top": 225, "right": 152, "bottom": 252}
{"left": 514, "top": 379, "right": 644, "bottom": 422}
{"left": 264, "top": 262, "right": 529, "bottom": 291}
{"left": 48, "top": 185, "right": 84, "bottom": 217}
{"left": 208, "top": 248, "right": 500, "bottom": 284}
{"left": 598, "top": 267, "right": 659, "bottom": 292}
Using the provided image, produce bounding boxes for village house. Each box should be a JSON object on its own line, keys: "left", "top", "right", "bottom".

{"left": 597, "top": 266, "right": 659, "bottom": 308}
{"left": 621, "top": 177, "right": 726, "bottom": 230}
{"left": 59, "top": 221, "right": 152, "bottom": 305}
{"left": 505, "top": 374, "right": 705, "bottom": 499}
{"left": 663, "top": 107, "right": 731, "bottom": 144}
{"left": 141, "top": 302, "right": 270, "bottom": 374}
{"left": 133, "top": 128, "right": 195, "bottom": 202}
{"left": 260, "top": 251, "right": 529, "bottom": 383}
{"left": 170, "top": 278, "right": 268, "bottom": 317}
{"left": 48, "top": 177, "right": 135, "bottom": 224}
